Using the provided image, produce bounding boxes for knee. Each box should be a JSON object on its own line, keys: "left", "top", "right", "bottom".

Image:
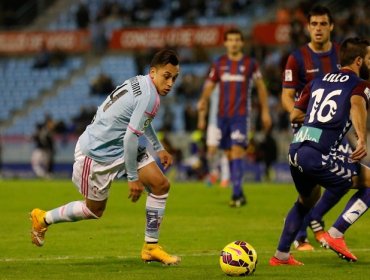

{"left": 85, "top": 200, "right": 106, "bottom": 218}
{"left": 151, "top": 176, "right": 170, "bottom": 195}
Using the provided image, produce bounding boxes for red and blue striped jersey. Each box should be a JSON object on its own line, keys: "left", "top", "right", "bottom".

{"left": 207, "top": 54, "right": 261, "bottom": 118}
{"left": 283, "top": 42, "right": 340, "bottom": 94}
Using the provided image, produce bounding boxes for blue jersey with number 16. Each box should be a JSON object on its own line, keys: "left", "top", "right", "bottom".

{"left": 292, "top": 69, "right": 370, "bottom": 154}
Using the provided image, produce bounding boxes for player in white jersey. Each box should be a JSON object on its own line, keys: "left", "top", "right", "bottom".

{"left": 30, "top": 49, "right": 181, "bottom": 265}
{"left": 200, "top": 87, "right": 230, "bottom": 187}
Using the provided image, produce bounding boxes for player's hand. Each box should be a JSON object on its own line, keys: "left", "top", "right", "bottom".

{"left": 128, "top": 180, "right": 144, "bottom": 202}
{"left": 157, "top": 150, "right": 173, "bottom": 170}
{"left": 350, "top": 139, "right": 367, "bottom": 161}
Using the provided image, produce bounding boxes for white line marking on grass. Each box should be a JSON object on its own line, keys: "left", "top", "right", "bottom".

{"left": 2, "top": 248, "right": 370, "bottom": 263}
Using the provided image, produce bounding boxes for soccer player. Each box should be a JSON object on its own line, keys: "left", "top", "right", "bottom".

{"left": 197, "top": 28, "right": 271, "bottom": 207}
{"left": 30, "top": 49, "right": 181, "bottom": 265}
{"left": 198, "top": 87, "right": 230, "bottom": 188}
{"left": 270, "top": 37, "right": 370, "bottom": 266}
{"left": 281, "top": 5, "right": 350, "bottom": 250}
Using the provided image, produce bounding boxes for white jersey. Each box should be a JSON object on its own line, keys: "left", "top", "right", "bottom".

{"left": 78, "top": 74, "right": 163, "bottom": 181}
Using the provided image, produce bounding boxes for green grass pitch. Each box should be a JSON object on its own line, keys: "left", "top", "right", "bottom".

{"left": 0, "top": 179, "right": 369, "bottom": 280}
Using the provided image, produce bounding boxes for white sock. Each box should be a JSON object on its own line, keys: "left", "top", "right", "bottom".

{"left": 145, "top": 193, "right": 168, "bottom": 243}
{"left": 328, "top": 227, "right": 343, "bottom": 238}
{"left": 45, "top": 201, "right": 98, "bottom": 224}
{"left": 220, "top": 154, "right": 230, "bottom": 181}
{"left": 275, "top": 250, "right": 290, "bottom": 260}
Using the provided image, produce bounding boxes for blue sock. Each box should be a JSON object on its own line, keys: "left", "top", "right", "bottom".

{"left": 277, "top": 201, "right": 310, "bottom": 252}
{"left": 332, "top": 188, "right": 370, "bottom": 234}
{"left": 308, "top": 190, "right": 345, "bottom": 231}
{"left": 230, "top": 158, "right": 244, "bottom": 198}
{"left": 294, "top": 225, "right": 308, "bottom": 242}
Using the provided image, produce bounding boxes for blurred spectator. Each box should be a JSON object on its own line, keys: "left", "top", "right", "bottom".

{"left": 90, "top": 73, "right": 114, "bottom": 96}
{"left": 75, "top": 2, "right": 90, "bottom": 29}
{"left": 183, "top": 103, "right": 198, "bottom": 132}
{"left": 32, "top": 42, "right": 51, "bottom": 69}
{"left": 257, "top": 128, "right": 278, "bottom": 181}
{"left": 176, "top": 73, "right": 202, "bottom": 102}
{"left": 90, "top": 16, "right": 108, "bottom": 54}
{"left": 72, "top": 106, "right": 96, "bottom": 135}
{"left": 31, "top": 116, "right": 55, "bottom": 179}
{"left": 32, "top": 43, "right": 66, "bottom": 69}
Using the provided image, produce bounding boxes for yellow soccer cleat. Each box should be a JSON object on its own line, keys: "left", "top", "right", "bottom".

{"left": 141, "top": 243, "right": 181, "bottom": 265}
{"left": 30, "top": 208, "right": 48, "bottom": 247}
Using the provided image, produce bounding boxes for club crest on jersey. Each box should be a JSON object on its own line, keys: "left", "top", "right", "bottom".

{"left": 285, "top": 69, "right": 292, "bottom": 81}
{"left": 364, "top": 87, "right": 370, "bottom": 100}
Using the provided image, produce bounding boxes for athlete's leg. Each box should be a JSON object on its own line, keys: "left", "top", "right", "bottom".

{"left": 138, "top": 161, "right": 180, "bottom": 264}
{"left": 294, "top": 185, "right": 321, "bottom": 250}
{"left": 206, "top": 145, "right": 220, "bottom": 184}
{"left": 328, "top": 164, "right": 370, "bottom": 237}
{"left": 229, "top": 144, "right": 246, "bottom": 205}
{"left": 220, "top": 153, "right": 230, "bottom": 187}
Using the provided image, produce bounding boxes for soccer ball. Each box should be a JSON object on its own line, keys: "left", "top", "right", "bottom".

{"left": 219, "top": 241, "right": 258, "bottom": 276}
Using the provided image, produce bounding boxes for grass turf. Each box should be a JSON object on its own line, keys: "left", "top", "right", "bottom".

{"left": 0, "top": 179, "right": 369, "bottom": 280}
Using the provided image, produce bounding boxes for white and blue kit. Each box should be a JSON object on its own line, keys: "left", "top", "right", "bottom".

{"left": 289, "top": 69, "right": 370, "bottom": 196}
{"left": 73, "top": 75, "right": 164, "bottom": 200}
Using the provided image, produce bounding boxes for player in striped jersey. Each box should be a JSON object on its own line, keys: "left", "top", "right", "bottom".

{"left": 30, "top": 49, "right": 181, "bottom": 265}
{"left": 198, "top": 28, "right": 271, "bottom": 207}
{"left": 281, "top": 5, "right": 352, "bottom": 251}
{"left": 270, "top": 37, "right": 370, "bottom": 265}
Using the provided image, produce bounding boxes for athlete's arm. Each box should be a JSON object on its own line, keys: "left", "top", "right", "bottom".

{"left": 290, "top": 108, "right": 305, "bottom": 123}
{"left": 255, "top": 77, "right": 272, "bottom": 131}
{"left": 281, "top": 88, "right": 297, "bottom": 113}
{"left": 290, "top": 82, "right": 310, "bottom": 123}
{"left": 144, "top": 124, "right": 164, "bottom": 152}
{"left": 197, "top": 80, "right": 216, "bottom": 130}
{"left": 124, "top": 130, "right": 144, "bottom": 202}
{"left": 350, "top": 95, "right": 367, "bottom": 161}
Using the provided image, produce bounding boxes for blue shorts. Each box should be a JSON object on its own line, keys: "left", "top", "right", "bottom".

{"left": 288, "top": 144, "right": 360, "bottom": 197}
{"left": 217, "top": 116, "right": 247, "bottom": 150}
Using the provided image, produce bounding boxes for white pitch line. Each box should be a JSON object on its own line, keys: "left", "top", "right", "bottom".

{"left": 1, "top": 248, "right": 370, "bottom": 263}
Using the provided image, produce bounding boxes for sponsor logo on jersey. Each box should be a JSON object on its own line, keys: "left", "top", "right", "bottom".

{"left": 285, "top": 69, "right": 292, "bottom": 81}
{"left": 292, "top": 126, "right": 322, "bottom": 143}
{"left": 364, "top": 87, "right": 370, "bottom": 100}
{"left": 220, "top": 73, "right": 245, "bottom": 82}
{"left": 231, "top": 129, "right": 246, "bottom": 142}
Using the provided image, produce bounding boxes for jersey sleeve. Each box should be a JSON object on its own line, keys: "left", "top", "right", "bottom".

{"left": 124, "top": 91, "right": 154, "bottom": 182}
{"left": 282, "top": 54, "right": 300, "bottom": 89}
{"left": 294, "top": 81, "right": 312, "bottom": 112}
{"left": 144, "top": 123, "right": 164, "bottom": 152}
{"left": 351, "top": 81, "right": 370, "bottom": 109}
{"left": 207, "top": 62, "right": 219, "bottom": 83}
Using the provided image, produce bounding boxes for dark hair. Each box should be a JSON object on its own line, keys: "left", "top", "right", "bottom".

{"left": 340, "top": 37, "right": 369, "bottom": 66}
{"left": 307, "top": 5, "right": 333, "bottom": 24}
{"left": 223, "top": 28, "right": 244, "bottom": 41}
{"left": 150, "top": 49, "right": 179, "bottom": 68}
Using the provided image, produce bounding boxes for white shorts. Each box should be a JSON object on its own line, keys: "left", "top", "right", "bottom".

{"left": 72, "top": 141, "right": 154, "bottom": 201}
{"left": 206, "top": 124, "right": 221, "bottom": 147}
